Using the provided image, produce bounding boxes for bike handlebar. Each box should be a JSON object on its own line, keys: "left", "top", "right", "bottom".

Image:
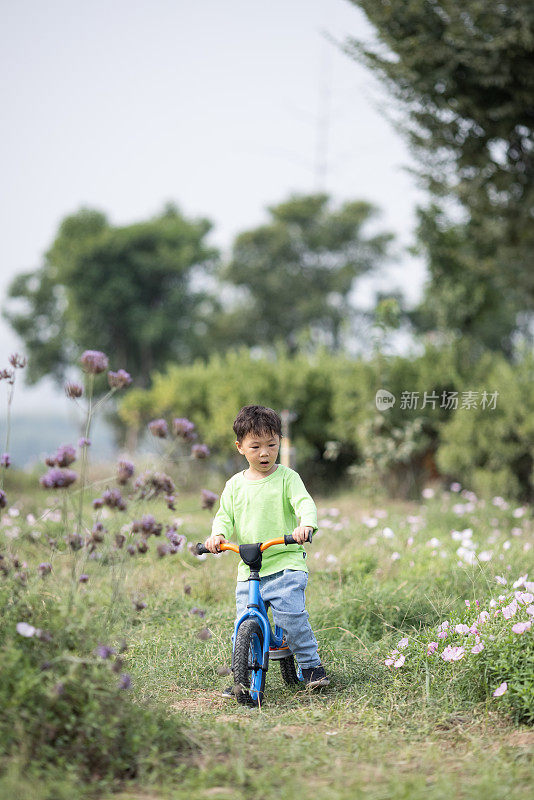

{"left": 194, "top": 531, "right": 313, "bottom": 557}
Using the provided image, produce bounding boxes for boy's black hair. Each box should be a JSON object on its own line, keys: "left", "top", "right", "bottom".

{"left": 233, "top": 405, "right": 282, "bottom": 442}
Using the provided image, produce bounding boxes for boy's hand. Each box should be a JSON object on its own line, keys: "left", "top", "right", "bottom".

{"left": 292, "top": 525, "right": 314, "bottom": 544}
{"left": 204, "top": 533, "right": 226, "bottom": 554}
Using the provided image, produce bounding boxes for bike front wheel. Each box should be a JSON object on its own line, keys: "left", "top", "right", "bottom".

{"left": 233, "top": 618, "right": 267, "bottom": 707}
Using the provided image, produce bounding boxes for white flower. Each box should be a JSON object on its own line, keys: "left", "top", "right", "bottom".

{"left": 16, "top": 622, "right": 37, "bottom": 638}
{"left": 493, "top": 682, "right": 507, "bottom": 697}
{"left": 479, "top": 551, "right": 493, "bottom": 562}
{"left": 382, "top": 527, "right": 395, "bottom": 539}
{"left": 391, "top": 552, "right": 401, "bottom": 561}
{"left": 362, "top": 517, "right": 378, "bottom": 529}
{"left": 394, "top": 654, "right": 405, "bottom": 668}
{"left": 422, "top": 488, "right": 435, "bottom": 499}
{"left": 495, "top": 575, "right": 507, "bottom": 585}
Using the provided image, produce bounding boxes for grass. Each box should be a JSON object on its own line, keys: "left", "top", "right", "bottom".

{"left": 0, "top": 475, "right": 533, "bottom": 799}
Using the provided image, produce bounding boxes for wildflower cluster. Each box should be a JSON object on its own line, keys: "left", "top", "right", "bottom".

{"left": 146, "top": 415, "right": 211, "bottom": 459}
{"left": 383, "top": 571, "right": 534, "bottom": 718}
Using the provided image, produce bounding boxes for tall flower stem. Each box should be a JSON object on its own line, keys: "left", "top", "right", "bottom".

{"left": 76, "top": 374, "right": 95, "bottom": 538}
{"left": 1, "top": 378, "right": 15, "bottom": 492}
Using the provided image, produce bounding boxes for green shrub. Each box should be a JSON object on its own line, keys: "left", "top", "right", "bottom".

{"left": 0, "top": 575, "right": 187, "bottom": 785}
{"left": 437, "top": 349, "right": 534, "bottom": 501}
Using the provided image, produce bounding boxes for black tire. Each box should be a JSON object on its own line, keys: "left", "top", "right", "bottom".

{"left": 280, "top": 654, "right": 301, "bottom": 685}
{"left": 233, "top": 619, "right": 267, "bottom": 707}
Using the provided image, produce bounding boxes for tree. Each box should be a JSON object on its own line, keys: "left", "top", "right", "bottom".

{"left": 218, "top": 193, "right": 393, "bottom": 353}
{"left": 4, "top": 205, "right": 219, "bottom": 387}
{"left": 409, "top": 204, "right": 526, "bottom": 360}
{"left": 346, "top": 1, "right": 534, "bottom": 337}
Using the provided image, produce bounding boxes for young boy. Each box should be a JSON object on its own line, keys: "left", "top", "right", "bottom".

{"left": 204, "top": 404, "right": 329, "bottom": 694}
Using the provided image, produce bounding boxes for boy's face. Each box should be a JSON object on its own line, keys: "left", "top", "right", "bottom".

{"left": 236, "top": 430, "right": 281, "bottom": 476}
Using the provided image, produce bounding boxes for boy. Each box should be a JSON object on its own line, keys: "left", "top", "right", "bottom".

{"left": 204, "top": 404, "right": 329, "bottom": 694}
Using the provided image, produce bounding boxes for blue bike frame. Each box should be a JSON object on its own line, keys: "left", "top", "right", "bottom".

{"left": 232, "top": 574, "right": 286, "bottom": 702}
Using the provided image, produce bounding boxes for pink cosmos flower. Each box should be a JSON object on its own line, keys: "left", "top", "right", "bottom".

{"left": 394, "top": 654, "right": 405, "bottom": 668}
{"left": 476, "top": 611, "right": 490, "bottom": 625}
{"left": 502, "top": 599, "right": 518, "bottom": 619}
{"left": 427, "top": 642, "right": 438, "bottom": 655}
{"left": 455, "top": 624, "right": 470, "bottom": 635}
{"left": 515, "top": 591, "right": 534, "bottom": 605}
{"left": 441, "top": 645, "right": 465, "bottom": 662}
{"left": 493, "top": 682, "right": 507, "bottom": 697}
{"left": 384, "top": 657, "right": 395, "bottom": 666}
{"left": 438, "top": 631, "right": 448, "bottom": 639}
{"left": 526, "top": 605, "right": 534, "bottom": 616}
{"left": 511, "top": 621, "right": 532, "bottom": 635}
{"left": 397, "top": 637, "right": 409, "bottom": 650}
{"left": 471, "top": 642, "right": 484, "bottom": 654}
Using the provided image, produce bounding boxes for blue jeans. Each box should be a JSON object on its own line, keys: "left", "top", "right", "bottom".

{"left": 234, "top": 569, "right": 321, "bottom": 670}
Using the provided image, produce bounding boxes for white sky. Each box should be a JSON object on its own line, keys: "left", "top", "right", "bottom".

{"left": 0, "top": 0, "right": 426, "bottom": 412}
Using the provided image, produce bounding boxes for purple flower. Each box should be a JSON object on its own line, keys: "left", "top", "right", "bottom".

{"left": 40, "top": 468, "right": 77, "bottom": 489}
{"left": 80, "top": 350, "right": 109, "bottom": 374}
{"left": 65, "top": 382, "right": 83, "bottom": 399}
{"left": 92, "top": 497, "right": 104, "bottom": 509}
{"left": 108, "top": 369, "right": 132, "bottom": 389}
{"left": 55, "top": 445, "right": 77, "bottom": 467}
{"left": 201, "top": 490, "right": 218, "bottom": 510}
{"left": 66, "top": 533, "right": 83, "bottom": 550}
{"left": 165, "top": 494, "right": 176, "bottom": 510}
{"left": 79, "top": 573, "right": 89, "bottom": 583}
{"left": 102, "top": 487, "right": 127, "bottom": 511}
{"left": 78, "top": 437, "right": 91, "bottom": 448}
{"left": 1, "top": 453, "right": 10, "bottom": 468}
{"left": 133, "top": 600, "right": 147, "bottom": 611}
{"left": 117, "top": 460, "right": 135, "bottom": 484}
{"left": 118, "top": 673, "right": 132, "bottom": 690}
{"left": 38, "top": 562, "right": 52, "bottom": 576}
{"left": 95, "top": 644, "right": 116, "bottom": 660}
{"left": 9, "top": 353, "right": 27, "bottom": 369}
{"left": 148, "top": 418, "right": 168, "bottom": 438}
{"left": 190, "top": 607, "right": 207, "bottom": 618}
{"left": 197, "top": 628, "right": 212, "bottom": 641}
{"left": 157, "top": 543, "right": 170, "bottom": 557}
{"left": 191, "top": 444, "right": 210, "bottom": 459}
{"left": 0, "top": 490, "right": 6, "bottom": 508}
{"left": 172, "top": 417, "right": 196, "bottom": 441}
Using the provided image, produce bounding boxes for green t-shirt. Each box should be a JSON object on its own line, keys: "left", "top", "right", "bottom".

{"left": 211, "top": 464, "right": 318, "bottom": 581}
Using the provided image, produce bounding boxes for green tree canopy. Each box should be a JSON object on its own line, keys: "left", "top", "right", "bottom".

{"left": 218, "top": 193, "right": 393, "bottom": 352}
{"left": 4, "top": 205, "right": 219, "bottom": 387}
{"left": 346, "top": 1, "right": 534, "bottom": 343}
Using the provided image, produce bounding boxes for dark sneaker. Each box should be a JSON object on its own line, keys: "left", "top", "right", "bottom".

{"left": 302, "top": 665, "right": 330, "bottom": 689}
{"left": 221, "top": 685, "right": 235, "bottom": 699}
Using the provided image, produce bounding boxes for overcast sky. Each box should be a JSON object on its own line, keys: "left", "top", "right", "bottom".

{"left": 0, "top": 0, "right": 426, "bottom": 412}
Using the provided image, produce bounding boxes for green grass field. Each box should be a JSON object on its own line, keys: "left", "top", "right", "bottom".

{"left": 1, "top": 475, "right": 533, "bottom": 799}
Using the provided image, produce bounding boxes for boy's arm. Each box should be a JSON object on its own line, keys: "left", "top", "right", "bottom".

{"left": 287, "top": 471, "right": 318, "bottom": 533}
